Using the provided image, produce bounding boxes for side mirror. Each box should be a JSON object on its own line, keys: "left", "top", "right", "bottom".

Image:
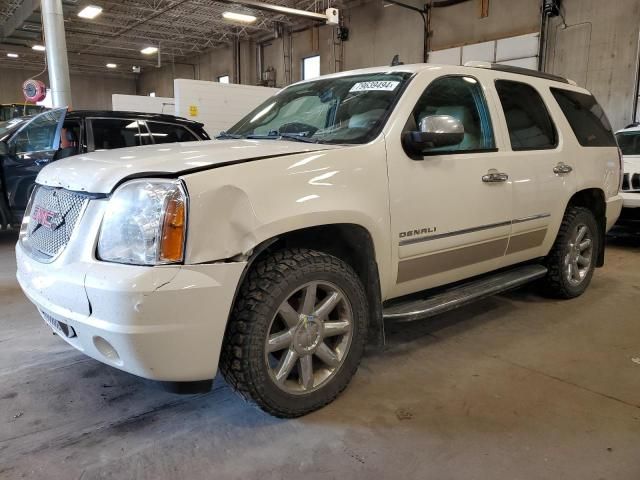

{"left": 402, "top": 115, "right": 465, "bottom": 158}
{"left": 0, "top": 141, "right": 7, "bottom": 155}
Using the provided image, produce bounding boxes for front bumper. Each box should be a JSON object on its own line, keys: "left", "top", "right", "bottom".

{"left": 605, "top": 194, "right": 623, "bottom": 232}
{"left": 620, "top": 191, "right": 640, "bottom": 209}
{"left": 16, "top": 241, "right": 246, "bottom": 381}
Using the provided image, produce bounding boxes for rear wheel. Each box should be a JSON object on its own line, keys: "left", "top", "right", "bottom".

{"left": 541, "top": 206, "right": 600, "bottom": 298}
{"left": 220, "top": 248, "right": 368, "bottom": 418}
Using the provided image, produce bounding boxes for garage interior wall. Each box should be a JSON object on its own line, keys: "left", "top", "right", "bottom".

{"left": 0, "top": 67, "right": 136, "bottom": 109}
{"left": 138, "top": 0, "right": 541, "bottom": 92}
{"left": 2, "top": 0, "right": 640, "bottom": 125}
{"left": 544, "top": 0, "right": 640, "bottom": 131}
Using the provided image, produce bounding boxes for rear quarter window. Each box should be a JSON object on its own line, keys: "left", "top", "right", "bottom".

{"left": 550, "top": 88, "right": 616, "bottom": 147}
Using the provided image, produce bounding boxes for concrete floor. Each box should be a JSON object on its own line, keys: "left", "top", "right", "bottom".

{"left": 1, "top": 230, "right": 640, "bottom": 480}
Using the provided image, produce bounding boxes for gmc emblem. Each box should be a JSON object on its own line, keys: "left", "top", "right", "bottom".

{"left": 32, "top": 205, "right": 64, "bottom": 231}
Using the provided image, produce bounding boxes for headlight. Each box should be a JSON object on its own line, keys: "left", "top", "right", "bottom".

{"left": 97, "top": 179, "right": 188, "bottom": 265}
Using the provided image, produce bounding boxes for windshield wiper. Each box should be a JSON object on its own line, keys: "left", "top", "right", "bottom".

{"left": 245, "top": 133, "right": 318, "bottom": 144}
{"left": 215, "top": 131, "right": 244, "bottom": 139}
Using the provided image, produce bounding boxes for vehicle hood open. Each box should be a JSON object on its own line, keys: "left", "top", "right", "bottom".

{"left": 36, "top": 139, "right": 340, "bottom": 194}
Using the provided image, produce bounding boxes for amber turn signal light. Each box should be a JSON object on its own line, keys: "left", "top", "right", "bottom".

{"left": 159, "top": 192, "right": 186, "bottom": 263}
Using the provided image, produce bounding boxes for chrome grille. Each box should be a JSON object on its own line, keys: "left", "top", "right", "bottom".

{"left": 24, "top": 186, "right": 88, "bottom": 259}
{"left": 622, "top": 172, "right": 640, "bottom": 192}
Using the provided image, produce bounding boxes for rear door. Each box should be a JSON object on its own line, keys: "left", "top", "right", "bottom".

{"left": 491, "top": 79, "right": 571, "bottom": 262}
{"left": 87, "top": 118, "right": 148, "bottom": 151}
{"left": 2, "top": 108, "right": 66, "bottom": 212}
{"left": 146, "top": 121, "right": 199, "bottom": 144}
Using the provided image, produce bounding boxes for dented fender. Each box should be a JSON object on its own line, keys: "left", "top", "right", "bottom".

{"left": 180, "top": 141, "right": 393, "bottom": 296}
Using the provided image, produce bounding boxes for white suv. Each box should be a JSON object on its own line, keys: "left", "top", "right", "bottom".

{"left": 15, "top": 63, "right": 623, "bottom": 417}
{"left": 615, "top": 123, "right": 640, "bottom": 227}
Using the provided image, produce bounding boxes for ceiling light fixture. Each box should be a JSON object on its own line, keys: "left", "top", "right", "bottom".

{"left": 140, "top": 46, "right": 158, "bottom": 55}
{"left": 106, "top": 63, "right": 117, "bottom": 68}
{"left": 7, "top": 53, "right": 19, "bottom": 58}
{"left": 222, "top": 11, "right": 257, "bottom": 23}
{"left": 32, "top": 45, "right": 46, "bottom": 51}
{"left": 78, "top": 5, "right": 103, "bottom": 19}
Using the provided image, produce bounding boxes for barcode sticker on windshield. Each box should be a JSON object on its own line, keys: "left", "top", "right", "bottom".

{"left": 349, "top": 81, "right": 400, "bottom": 92}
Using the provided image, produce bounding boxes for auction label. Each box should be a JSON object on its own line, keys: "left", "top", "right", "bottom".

{"left": 349, "top": 81, "right": 400, "bottom": 92}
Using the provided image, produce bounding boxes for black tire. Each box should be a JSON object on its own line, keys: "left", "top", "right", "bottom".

{"left": 541, "top": 206, "right": 600, "bottom": 299}
{"left": 220, "top": 248, "right": 368, "bottom": 418}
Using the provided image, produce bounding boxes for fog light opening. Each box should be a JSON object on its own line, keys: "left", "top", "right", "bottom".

{"left": 93, "top": 336, "right": 122, "bottom": 365}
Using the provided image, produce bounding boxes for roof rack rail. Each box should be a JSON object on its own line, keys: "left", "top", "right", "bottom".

{"left": 463, "top": 61, "right": 572, "bottom": 85}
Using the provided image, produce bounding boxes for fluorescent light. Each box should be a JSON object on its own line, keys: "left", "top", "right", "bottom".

{"left": 7, "top": 53, "right": 19, "bottom": 58}
{"left": 78, "top": 5, "right": 103, "bottom": 19}
{"left": 222, "top": 11, "right": 257, "bottom": 23}
{"left": 32, "top": 45, "right": 46, "bottom": 51}
{"left": 140, "top": 46, "right": 158, "bottom": 55}
{"left": 106, "top": 63, "right": 117, "bottom": 68}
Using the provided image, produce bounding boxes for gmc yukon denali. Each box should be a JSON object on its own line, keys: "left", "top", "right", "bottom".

{"left": 16, "top": 63, "right": 623, "bottom": 417}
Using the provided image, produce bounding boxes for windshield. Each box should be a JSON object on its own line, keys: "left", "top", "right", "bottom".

{"left": 616, "top": 131, "right": 640, "bottom": 156}
{"left": 0, "top": 117, "right": 28, "bottom": 141}
{"left": 225, "top": 72, "right": 413, "bottom": 144}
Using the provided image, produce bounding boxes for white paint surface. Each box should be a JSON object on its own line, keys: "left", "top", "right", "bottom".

{"left": 173, "top": 79, "right": 278, "bottom": 135}
{"left": 112, "top": 94, "right": 175, "bottom": 115}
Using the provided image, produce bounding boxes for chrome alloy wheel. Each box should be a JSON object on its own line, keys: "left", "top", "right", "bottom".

{"left": 264, "top": 281, "right": 353, "bottom": 395}
{"left": 564, "top": 223, "right": 593, "bottom": 287}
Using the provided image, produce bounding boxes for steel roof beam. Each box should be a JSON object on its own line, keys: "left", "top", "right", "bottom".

{"left": 1, "top": 0, "right": 39, "bottom": 40}
{"left": 219, "top": 0, "right": 337, "bottom": 23}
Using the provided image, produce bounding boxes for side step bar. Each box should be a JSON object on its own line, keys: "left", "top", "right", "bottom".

{"left": 383, "top": 264, "right": 548, "bottom": 323}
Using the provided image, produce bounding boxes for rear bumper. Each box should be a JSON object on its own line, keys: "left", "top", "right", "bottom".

{"left": 17, "top": 242, "right": 246, "bottom": 381}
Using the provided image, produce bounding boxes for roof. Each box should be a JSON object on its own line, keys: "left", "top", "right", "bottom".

{"left": 295, "top": 63, "right": 587, "bottom": 92}
{"left": 66, "top": 110, "right": 203, "bottom": 127}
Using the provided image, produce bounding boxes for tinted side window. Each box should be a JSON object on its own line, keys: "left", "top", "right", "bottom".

{"left": 616, "top": 132, "right": 640, "bottom": 155}
{"left": 551, "top": 88, "right": 616, "bottom": 147}
{"left": 91, "top": 119, "right": 142, "bottom": 150}
{"left": 406, "top": 75, "right": 495, "bottom": 153}
{"left": 495, "top": 80, "right": 557, "bottom": 151}
{"left": 147, "top": 122, "right": 198, "bottom": 144}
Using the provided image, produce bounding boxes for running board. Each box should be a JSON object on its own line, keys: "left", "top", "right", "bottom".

{"left": 383, "top": 264, "right": 548, "bottom": 323}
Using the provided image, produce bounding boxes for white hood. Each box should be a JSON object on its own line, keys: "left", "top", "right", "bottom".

{"left": 37, "top": 139, "right": 339, "bottom": 194}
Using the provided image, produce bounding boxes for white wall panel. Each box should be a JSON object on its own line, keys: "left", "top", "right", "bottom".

{"left": 496, "top": 57, "right": 539, "bottom": 70}
{"left": 428, "top": 47, "right": 462, "bottom": 65}
{"left": 174, "top": 79, "right": 278, "bottom": 135}
{"left": 496, "top": 33, "right": 539, "bottom": 62}
{"left": 430, "top": 33, "right": 540, "bottom": 71}
{"left": 112, "top": 94, "right": 175, "bottom": 114}
{"left": 461, "top": 41, "right": 496, "bottom": 64}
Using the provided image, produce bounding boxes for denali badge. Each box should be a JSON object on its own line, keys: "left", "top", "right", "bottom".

{"left": 399, "top": 227, "right": 437, "bottom": 238}
{"left": 32, "top": 205, "right": 64, "bottom": 231}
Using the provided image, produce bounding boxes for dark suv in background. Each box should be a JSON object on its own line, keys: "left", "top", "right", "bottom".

{"left": 0, "top": 103, "right": 47, "bottom": 121}
{"left": 0, "top": 108, "right": 210, "bottom": 228}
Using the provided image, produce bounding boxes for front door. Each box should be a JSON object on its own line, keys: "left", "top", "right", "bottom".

{"left": 386, "top": 74, "right": 512, "bottom": 297}
{"left": 2, "top": 108, "right": 66, "bottom": 215}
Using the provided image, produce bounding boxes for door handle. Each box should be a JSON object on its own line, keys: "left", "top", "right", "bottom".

{"left": 553, "top": 162, "right": 573, "bottom": 174}
{"left": 482, "top": 169, "right": 509, "bottom": 183}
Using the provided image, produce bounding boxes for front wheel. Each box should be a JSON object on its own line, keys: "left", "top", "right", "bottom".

{"left": 541, "top": 206, "right": 600, "bottom": 299}
{"left": 220, "top": 248, "right": 368, "bottom": 418}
